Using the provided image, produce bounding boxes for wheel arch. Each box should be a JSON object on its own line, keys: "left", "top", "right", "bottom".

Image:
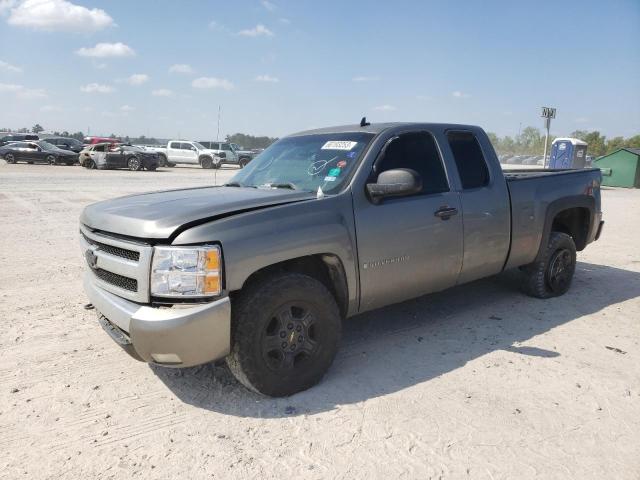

{"left": 536, "top": 195, "right": 594, "bottom": 261}
{"left": 232, "top": 254, "right": 349, "bottom": 318}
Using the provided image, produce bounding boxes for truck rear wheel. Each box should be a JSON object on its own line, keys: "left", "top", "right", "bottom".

{"left": 521, "top": 232, "right": 576, "bottom": 298}
{"left": 226, "top": 272, "right": 342, "bottom": 397}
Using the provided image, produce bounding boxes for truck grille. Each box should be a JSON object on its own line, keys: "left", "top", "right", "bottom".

{"left": 81, "top": 232, "right": 140, "bottom": 261}
{"left": 80, "top": 226, "right": 153, "bottom": 303}
{"left": 93, "top": 268, "right": 138, "bottom": 292}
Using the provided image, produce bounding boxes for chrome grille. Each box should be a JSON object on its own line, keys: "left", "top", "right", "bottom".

{"left": 81, "top": 232, "right": 140, "bottom": 261}
{"left": 80, "top": 225, "right": 153, "bottom": 303}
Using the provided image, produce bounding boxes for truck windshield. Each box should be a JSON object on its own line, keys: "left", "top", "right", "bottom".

{"left": 230, "top": 132, "right": 375, "bottom": 193}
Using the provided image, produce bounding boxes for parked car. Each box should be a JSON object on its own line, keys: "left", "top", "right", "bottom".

{"left": 0, "top": 140, "right": 77, "bottom": 165}
{"left": 81, "top": 143, "right": 158, "bottom": 171}
{"left": 0, "top": 133, "right": 39, "bottom": 147}
{"left": 197, "top": 141, "right": 248, "bottom": 167}
{"left": 162, "top": 140, "right": 222, "bottom": 168}
{"left": 83, "top": 136, "right": 120, "bottom": 146}
{"left": 230, "top": 143, "right": 256, "bottom": 166}
{"left": 45, "top": 137, "right": 84, "bottom": 153}
{"left": 80, "top": 121, "right": 604, "bottom": 397}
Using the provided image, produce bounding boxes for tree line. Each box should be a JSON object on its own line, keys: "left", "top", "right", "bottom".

{"left": 488, "top": 127, "right": 640, "bottom": 157}
{"left": 3, "top": 124, "right": 636, "bottom": 157}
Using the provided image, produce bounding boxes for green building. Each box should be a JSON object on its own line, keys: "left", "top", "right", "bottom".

{"left": 595, "top": 148, "right": 640, "bottom": 188}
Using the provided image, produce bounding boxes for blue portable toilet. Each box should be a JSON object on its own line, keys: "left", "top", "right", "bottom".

{"left": 549, "top": 138, "right": 588, "bottom": 169}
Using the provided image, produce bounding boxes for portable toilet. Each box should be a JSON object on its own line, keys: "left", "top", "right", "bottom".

{"left": 549, "top": 138, "right": 588, "bottom": 169}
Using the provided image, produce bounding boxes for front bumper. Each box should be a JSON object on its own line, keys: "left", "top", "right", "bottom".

{"left": 84, "top": 274, "right": 231, "bottom": 367}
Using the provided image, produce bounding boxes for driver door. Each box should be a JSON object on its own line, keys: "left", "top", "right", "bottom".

{"left": 181, "top": 142, "right": 198, "bottom": 164}
{"left": 353, "top": 130, "right": 464, "bottom": 312}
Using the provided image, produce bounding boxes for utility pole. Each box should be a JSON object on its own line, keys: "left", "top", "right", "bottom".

{"left": 216, "top": 105, "right": 222, "bottom": 141}
{"left": 541, "top": 106, "right": 556, "bottom": 168}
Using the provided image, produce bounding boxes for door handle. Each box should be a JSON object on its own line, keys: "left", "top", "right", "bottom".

{"left": 434, "top": 206, "right": 459, "bottom": 220}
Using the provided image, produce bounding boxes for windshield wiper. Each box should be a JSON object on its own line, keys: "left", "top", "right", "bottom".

{"left": 269, "top": 182, "right": 297, "bottom": 190}
{"left": 224, "top": 182, "right": 257, "bottom": 188}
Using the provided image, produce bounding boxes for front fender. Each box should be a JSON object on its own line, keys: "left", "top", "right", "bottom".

{"left": 171, "top": 193, "right": 359, "bottom": 315}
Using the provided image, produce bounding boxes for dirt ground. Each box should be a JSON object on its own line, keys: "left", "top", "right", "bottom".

{"left": 1, "top": 162, "right": 639, "bottom": 479}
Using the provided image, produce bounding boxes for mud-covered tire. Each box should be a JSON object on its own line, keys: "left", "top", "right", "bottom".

{"left": 226, "top": 273, "right": 342, "bottom": 397}
{"left": 521, "top": 232, "right": 576, "bottom": 299}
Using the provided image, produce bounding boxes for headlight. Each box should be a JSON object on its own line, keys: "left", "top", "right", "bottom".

{"left": 151, "top": 246, "right": 222, "bottom": 298}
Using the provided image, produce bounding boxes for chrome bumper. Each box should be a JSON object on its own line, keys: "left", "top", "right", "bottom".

{"left": 84, "top": 274, "right": 231, "bottom": 367}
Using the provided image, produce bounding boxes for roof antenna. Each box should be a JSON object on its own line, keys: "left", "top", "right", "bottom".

{"left": 360, "top": 116, "right": 370, "bottom": 127}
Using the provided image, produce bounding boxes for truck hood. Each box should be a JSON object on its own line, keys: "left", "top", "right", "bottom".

{"left": 81, "top": 186, "right": 315, "bottom": 240}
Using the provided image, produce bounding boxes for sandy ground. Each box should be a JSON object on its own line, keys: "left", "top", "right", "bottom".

{"left": 0, "top": 162, "right": 639, "bottom": 480}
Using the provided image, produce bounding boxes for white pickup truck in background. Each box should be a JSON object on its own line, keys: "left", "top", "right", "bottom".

{"left": 144, "top": 141, "right": 222, "bottom": 169}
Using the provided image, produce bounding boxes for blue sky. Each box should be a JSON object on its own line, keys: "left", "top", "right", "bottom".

{"left": 0, "top": 0, "right": 638, "bottom": 140}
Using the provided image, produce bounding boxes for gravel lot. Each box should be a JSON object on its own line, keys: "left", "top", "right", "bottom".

{"left": 1, "top": 162, "right": 639, "bottom": 479}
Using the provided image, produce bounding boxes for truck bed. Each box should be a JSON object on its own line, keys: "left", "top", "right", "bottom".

{"left": 503, "top": 168, "right": 600, "bottom": 181}
{"left": 503, "top": 167, "right": 602, "bottom": 271}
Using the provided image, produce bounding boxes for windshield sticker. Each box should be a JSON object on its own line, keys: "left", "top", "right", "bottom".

{"left": 324, "top": 176, "right": 337, "bottom": 182}
{"left": 337, "top": 160, "right": 347, "bottom": 168}
{"left": 328, "top": 168, "right": 341, "bottom": 177}
{"left": 346, "top": 151, "right": 357, "bottom": 159}
{"left": 321, "top": 141, "right": 358, "bottom": 151}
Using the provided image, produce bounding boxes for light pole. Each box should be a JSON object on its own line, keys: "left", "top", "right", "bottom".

{"left": 541, "top": 106, "right": 556, "bottom": 168}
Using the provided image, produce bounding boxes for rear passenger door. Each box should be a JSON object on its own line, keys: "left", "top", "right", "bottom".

{"left": 445, "top": 131, "right": 511, "bottom": 284}
{"left": 167, "top": 141, "right": 182, "bottom": 163}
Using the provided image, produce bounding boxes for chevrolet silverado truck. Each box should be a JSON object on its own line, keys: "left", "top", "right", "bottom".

{"left": 80, "top": 122, "right": 604, "bottom": 397}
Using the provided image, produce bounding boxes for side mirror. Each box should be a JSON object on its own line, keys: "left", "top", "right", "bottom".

{"left": 366, "top": 168, "right": 422, "bottom": 204}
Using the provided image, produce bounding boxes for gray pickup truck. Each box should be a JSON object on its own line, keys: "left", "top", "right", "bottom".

{"left": 80, "top": 122, "right": 604, "bottom": 396}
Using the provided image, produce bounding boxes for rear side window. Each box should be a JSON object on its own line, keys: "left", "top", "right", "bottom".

{"left": 446, "top": 131, "right": 490, "bottom": 189}
{"left": 374, "top": 131, "right": 449, "bottom": 196}
{"left": 168, "top": 142, "right": 179, "bottom": 149}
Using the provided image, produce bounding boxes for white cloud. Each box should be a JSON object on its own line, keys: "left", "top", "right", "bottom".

{"left": 126, "top": 73, "right": 149, "bottom": 85}
{"left": 169, "top": 63, "right": 194, "bottom": 74}
{"left": 238, "top": 24, "right": 273, "bottom": 37}
{"left": 452, "top": 90, "right": 471, "bottom": 98}
{"left": 0, "top": 1, "right": 18, "bottom": 15}
{"left": 152, "top": 88, "right": 173, "bottom": 97}
{"left": 207, "top": 20, "right": 229, "bottom": 32}
{"left": 76, "top": 42, "right": 135, "bottom": 58}
{"left": 373, "top": 104, "right": 397, "bottom": 111}
{"left": 192, "top": 77, "right": 234, "bottom": 90}
{"left": 80, "top": 83, "right": 114, "bottom": 94}
{"left": 279, "top": 17, "right": 290, "bottom": 24}
{"left": 352, "top": 76, "right": 379, "bottom": 82}
{"left": 261, "top": 0, "right": 276, "bottom": 11}
{"left": 120, "top": 105, "right": 134, "bottom": 112}
{"left": 0, "top": 82, "right": 46, "bottom": 98}
{"left": 7, "top": 0, "right": 113, "bottom": 32}
{"left": 0, "top": 60, "right": 22, "bottom": 73}
{"left": 255, "top": 74, "right": 279, "bottom": 83}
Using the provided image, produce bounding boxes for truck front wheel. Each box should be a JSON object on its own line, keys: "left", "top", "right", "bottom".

{"left": 521, "top": 232, "right": 576, "bottom": 298}
{"left": 226, "top": 272, "right": 342, "bottom": 397}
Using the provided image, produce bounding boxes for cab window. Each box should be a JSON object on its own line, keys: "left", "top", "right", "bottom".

{"left": 373, "top": 131, "right": 449, "bottom": 196}
{"left": 446, "top": 131, "right": 490, "bottom": 189}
